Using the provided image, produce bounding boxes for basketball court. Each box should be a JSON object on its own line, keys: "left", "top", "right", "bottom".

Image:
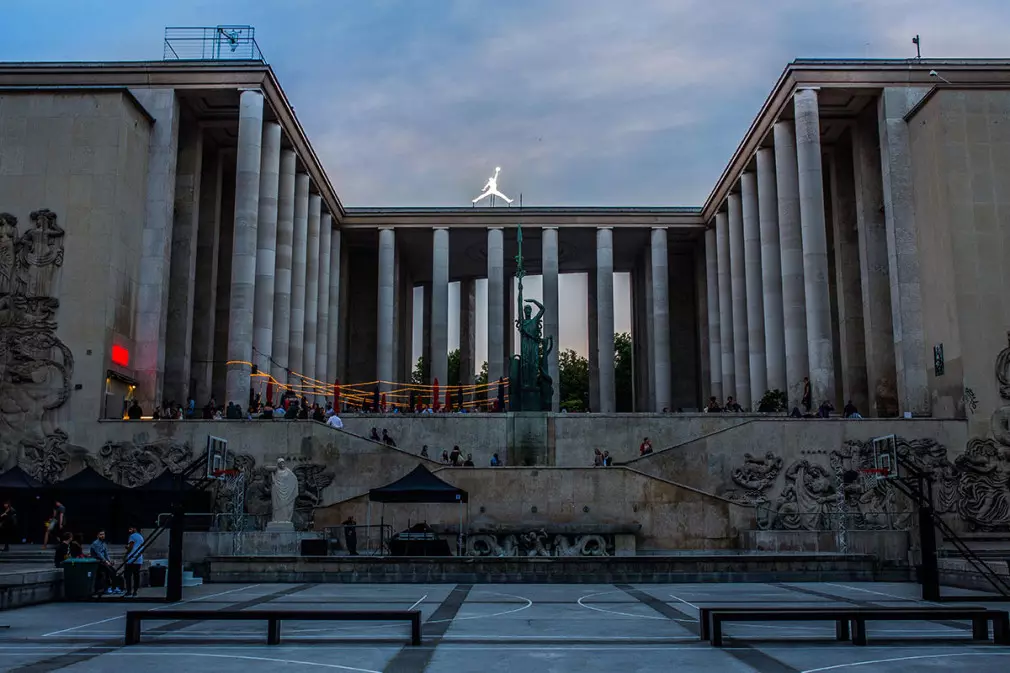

{"left": 2, "top": 580, "right": 1009, "bottom": 673}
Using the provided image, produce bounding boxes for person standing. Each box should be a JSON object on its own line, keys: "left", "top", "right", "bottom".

{"left": 0, "top": 501, "right": 16, "bottom": 552}
{"left": 90, "top": 529, "right": 119, "bottom": 596}
{"left": 802, "top": 377, "right": 812, "bottom": 413}
{"left": 343, "top": 516, "right": 358, "bottom": 556}
{"left": 42, "top": 500, "right": 65, "bottom": 550}
{"left": 124, "top": 525, "right": 144, "bottom": 598}
{"left": 639, "top": 438, "right": 653, "bottom": 456}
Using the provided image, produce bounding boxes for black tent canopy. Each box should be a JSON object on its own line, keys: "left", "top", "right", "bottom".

{"left": 369, "top": 465, "right": 468, "bottom": 503}
{"left": 0, "top": 466, "right": 43, "bottom": 489}
{"left": 366, "top": 465, "right": 468, "bottom": 556}
{"left": 58, "top": 467, "right": 123, "bottom": 491}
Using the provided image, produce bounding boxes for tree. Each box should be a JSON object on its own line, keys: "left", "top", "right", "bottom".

{"left": 411, "top": 356, "right": 429, "bottom": 385}
{"left": 559, "top": 349, "right": 589, "bottom": 412}
{"left": 448, "top": 348, "right": 461, "bottom": 386}
{"left": 614, "top": 332, "right": 633, "bottom": 412}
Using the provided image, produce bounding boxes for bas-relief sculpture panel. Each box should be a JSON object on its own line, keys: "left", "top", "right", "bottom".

{"left": 0, "top": 209, "right": 75, "bottom": 481}
{"left": 723, "top": 335, "right": 1010, "bottom": 533}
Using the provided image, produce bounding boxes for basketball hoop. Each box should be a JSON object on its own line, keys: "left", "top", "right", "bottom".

{"left": 858, "top": 467, "right": 891, "bottom": 483}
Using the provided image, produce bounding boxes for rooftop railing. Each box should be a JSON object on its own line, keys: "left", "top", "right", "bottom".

{"left": 163, "top": 26, "right": 264, "bottom": 62}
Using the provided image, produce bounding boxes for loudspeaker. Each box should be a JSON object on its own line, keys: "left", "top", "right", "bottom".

{"left": 300, "top": 538, "right": 328, "bottom": 557}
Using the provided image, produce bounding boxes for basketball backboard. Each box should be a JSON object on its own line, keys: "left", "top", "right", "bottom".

{"left": 206, "top": 436, "right": 229, "bottom": 478}
{"left": 871, "top": 434, "right": 898, "bottom": 479}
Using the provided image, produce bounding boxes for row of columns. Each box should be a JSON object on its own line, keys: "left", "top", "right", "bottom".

{"left": 217, "top": 90, "right": 341, "bottom": 406}
{"left": 706, "top": 86, "right": 921, "bottom": 416}
{"left": 372, "top": 224, "right": 680, "bottom": 413}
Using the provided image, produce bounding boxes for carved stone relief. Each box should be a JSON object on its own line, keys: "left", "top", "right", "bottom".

{"left": 0, "top": 209, "right": 72, "bottom": 482}
{"left": 88, "top": 438, "right": 194, "bottom": 487}
{"left": 466, "top": 530, "right": 613, "bottom": 557}
{"left": 221, "top": 454, "right": 335, "bottom": 531}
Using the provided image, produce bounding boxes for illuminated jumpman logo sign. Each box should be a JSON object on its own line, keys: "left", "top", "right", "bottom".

{"left": 472, "top": 166, "right": 513, "bottom": 205}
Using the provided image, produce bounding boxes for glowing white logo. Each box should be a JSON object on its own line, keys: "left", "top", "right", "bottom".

{"left": 472, "top": 166, "right": 513, "bottom": 205}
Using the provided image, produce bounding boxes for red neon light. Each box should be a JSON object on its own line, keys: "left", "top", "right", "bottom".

{"left": 111, "top": 344, "right": 130, "bottom": 367}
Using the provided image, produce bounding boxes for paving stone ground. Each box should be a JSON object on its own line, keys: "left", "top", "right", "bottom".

{"left": 2, "top": 581, "right": 1009, "bottom": 673}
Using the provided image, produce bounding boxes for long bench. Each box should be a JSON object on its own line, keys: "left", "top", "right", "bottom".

{"left": 698, "top": 606, "right": 1009, "bottom": 647}
{"left": 124, "top": 609, "right": 421, "bottom": 646}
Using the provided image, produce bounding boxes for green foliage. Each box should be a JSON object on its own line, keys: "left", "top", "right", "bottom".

{"left": 476, "top": 361, "right": 489, "bottom": 386}
{"left": 559, "top": 348, "right": 589, "bottom": 412}
{"left": 614, "top": 332, "right": 633, "bottom": 412}
{"left": 758, "top": 389, "right": 788, "bottom": 413}
{"left": 448, "top": 348, "right": 461, "bottom": 386}
{"left": 411, "top": 356, "right": 429, "bottom": 385}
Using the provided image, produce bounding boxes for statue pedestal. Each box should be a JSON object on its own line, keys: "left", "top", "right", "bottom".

{"left": 265, "top": 521, "right": 295, "bottom": 533}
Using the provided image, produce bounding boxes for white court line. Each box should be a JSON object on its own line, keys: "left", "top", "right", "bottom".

{"left": 801, "top": 651, "right": 1010, "bottom": 673}
{"left": 668, "top": 593, "right": 699, "bottom": 610}
{"left": 407, "top": 594, "right": 427, "bottom": 611}
{"left": 821, "top": 583, "right": 917, "bottom": 601}
{"left": 80, "top": 652, "right": 379, "bottom": 673}
{"left": 41, "top": 584, "right": 262, "bottom": 637}
{"left": 576, "top": 591, "right": 678, "bottom": 621}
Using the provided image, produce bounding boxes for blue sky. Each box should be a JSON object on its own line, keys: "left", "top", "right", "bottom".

{"left": 4, "top": 1, "right": 1010, "bottom": 366}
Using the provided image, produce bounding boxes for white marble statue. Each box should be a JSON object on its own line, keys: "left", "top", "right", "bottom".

{"left": 472, "top": 166, "right": 513, "bottom": 205}
{"left": 267, "top": 458, "right": 299, "bottom": 524}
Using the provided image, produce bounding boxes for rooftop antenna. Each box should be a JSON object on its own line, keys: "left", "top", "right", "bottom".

{"left": 912, "top": 34, "right": 921, "bottom": 60}
{"left": 929, "top": 69, "right": 952, "bottom": 85}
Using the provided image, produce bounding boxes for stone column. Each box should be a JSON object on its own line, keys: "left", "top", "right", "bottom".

{"left": 705, "top": 227, "right": 722, "bottom": 402}
{"left": 487, "top": 228, "right": 505, "bottom": 388}
{"left": 650, "top": 227, "right": 671, "bottom": 412}
{"left": 377, "top": 228, "right": 396, "bottom": 385}
{"left": 225, "top": 89, "right": 264, "bottom": 407}
{"left": 757, "top": 147, "right": 787, "bottom": 393}
{"left": 316, "top": 214, "right": 332, "bottom": 399}
{"left": 542, "top": 227, "right": 560, "bottom": 411}
{"left": 421, "top": 282, "right": 432, "bottom": 380}
{"left": 853, "top": 107, "right": 897, "bottom": 416}
{"left": 728, "top": 193, "right": 751, "bottom": 409}
{"left": 430, "top": 227, "right": 450, "bottom": 387}
{"left": 596, "top": 227, "right": 616, "bottom": 413}
{"left": 878, "top": 87, "right": 931, "bottom": 415}
{"left": 459, "top": 278, "right": 476, "bottom": 385}
{"left": 212, "top": 159, "right": 236, "bottom": 403}
{"left": 741, "top": 171, "right": 767, "bottom": 404}
{"left": 131, "top": 89, "right": 179, "bottom": 411}
{"left": 715, "top": 211, "right": 735, "bottom": 400}
{"left": 641, "top": 254, "right": 655, "bottom": 410}
{"left": 288, "top": 174, "right": 310, "bottom": 378}
{"left": 774, "top": 120, "right": 809, "bottom": 407}
{"left": 327, "top": 228, "right": 342, "bottom": 386}
{"left": 504, "top": 276, "right": 515, "bottom": 366}
{"left": 270, "top": 149, "right": 296, "bottom": 386}
{"left": 252, "top": 121, "right": 281, "bottom": 396}
{"left": 164, "top": 119, "right": 203, "bottom": 406}
{"left": 829, "top": 140, "right": 869, "bottom": 414}
{"left": 191, "top": 148, "right": 222, "bottom": 404}
{"left": 587, "top": 267, "right": 600, "bottom": 411}
{"left": 794, "top": 88, "right": 836, "bottom": 409}
{"left": 302, "top": 194, "right": 321, "bottom": 386}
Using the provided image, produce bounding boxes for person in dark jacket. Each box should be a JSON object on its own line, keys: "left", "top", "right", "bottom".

{"left": 343, "top": 516, "right": 358, "bottom": 556}
{"left": 53, "top": 532, "right": 72, "bottom": 567}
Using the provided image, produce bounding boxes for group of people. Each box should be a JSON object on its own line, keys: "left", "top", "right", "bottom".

{"left": 704, "top": 376, "right": 864, "bottom": 419}
{"left": 56, "top": 525, "right": 146, "bottom": 598}
{"left": 592, "top": 449, "right": 614, "bottom": 466}
{"left": 418, "top": 444, "right": 480, "bottom": 466}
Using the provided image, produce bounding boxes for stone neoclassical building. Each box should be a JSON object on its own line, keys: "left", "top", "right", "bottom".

{"left": 4, "top": 52, "right": 1010, "bottom": 552}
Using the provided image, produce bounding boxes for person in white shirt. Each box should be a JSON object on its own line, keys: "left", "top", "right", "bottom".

{"left": 326, "top": 413, "right": 344, "bottom": 429}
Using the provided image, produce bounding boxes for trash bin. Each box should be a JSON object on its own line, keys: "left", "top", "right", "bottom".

{"left": 149, "top": 564, "right": 167, "bottom": 588}
{"left": 61, "top": 558, "right": 98, "bottom": 600}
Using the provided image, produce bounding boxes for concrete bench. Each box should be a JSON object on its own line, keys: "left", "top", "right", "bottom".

{"left": 124, "top": 609, "right": 421, "bottom": 646}
{"left": 698, "top": 605, "right": 1007, "bottom": 647}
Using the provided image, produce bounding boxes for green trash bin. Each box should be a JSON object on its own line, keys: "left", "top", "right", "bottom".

{"left": 61, "top": 558, "right": 98, "bottom": 600}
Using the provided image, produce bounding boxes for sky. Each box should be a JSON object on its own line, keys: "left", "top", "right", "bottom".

{"left": 4, "top": 0, "right": 1010, "bottom": 372}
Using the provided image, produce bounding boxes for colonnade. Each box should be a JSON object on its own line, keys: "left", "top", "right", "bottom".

{"left": 162, "top": 89, "right": 342, "bottom": 409}
{"left": 704, "top": 87, "right": 926, "bottom": 416}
